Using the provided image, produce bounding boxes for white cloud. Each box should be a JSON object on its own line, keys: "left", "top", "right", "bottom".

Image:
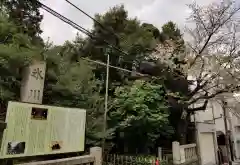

{"left": 40, "top": 0, "right": 214, "bottom": 45}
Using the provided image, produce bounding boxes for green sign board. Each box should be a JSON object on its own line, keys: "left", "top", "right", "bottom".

{"left": 0, "top": 101, "right": 86, "bottom": 158}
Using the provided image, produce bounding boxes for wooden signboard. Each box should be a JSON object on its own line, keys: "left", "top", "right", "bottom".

{"left": 0, "top": 101, "right": 86, "bottom": 158}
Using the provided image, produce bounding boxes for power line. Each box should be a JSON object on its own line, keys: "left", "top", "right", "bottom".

{"left": 39, "top": 2, "right": 92, "bottom": 36}
{"left": 40, "top": 1, "right": 180, "bottom": 79}
{"left": 37, "top": 1, "right": 160, "bottom": 79}
{"left": 80, "top": 57, "right": 146, "bottom": 77}
{"left": 65, "top": 0, "right": 119, "bottom": 43}
{"left": 65, "top": 0, "right": 159, "bottom": 57}
{"left": 38, "top": 1, "right": 180, "bottom": 81}
{"left": 38, "top": 1, "right": 128, "bottom": 56}
{"left": 40, "top": 0, "right": 160, "bottom": 68}
{"left": 39, "top": 1, "right": 182, "bottom": 80}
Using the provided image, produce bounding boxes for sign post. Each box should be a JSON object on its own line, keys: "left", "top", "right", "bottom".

{"left": 20, "top": 61, "right": 46, "bottom": 104}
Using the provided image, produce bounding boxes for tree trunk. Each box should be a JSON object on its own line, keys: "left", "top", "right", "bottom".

{"left": 177, "top": 114, "right": 190, "bottom": 145}
{"left": 169, "top": 107, "right": 191, "bottom": 144}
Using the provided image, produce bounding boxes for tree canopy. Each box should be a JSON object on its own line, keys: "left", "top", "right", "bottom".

{"left": 0, "top": 11, "right": 42, "bottom": 114}
{"left": 0, "top": 2, "right": 186, "bottom": 151}
{"left": 2, "top": 0, "right": 44, "bottom": 46}
{"left": 2, "top": 0, "right": 240, "bottom": 154}
{"left": 109, "top": 80, "right": 173, "bottom": 153}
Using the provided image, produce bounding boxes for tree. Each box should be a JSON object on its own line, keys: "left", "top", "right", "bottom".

{"left": 0, "top": 0, "right": 196, "bottom": 147}
{"left": 42, "top": 42, "right": 107, "bottom": 146}
{"left": 0, "top": 9, "right": 106, "bottom": 146}
{"left": 186, "top": 0, "right": 240, "bottom": 111}
{"left": 161, "top": 21, "right": 185, "bottom": 54}
{"left": 143, "top": 1, "right": 240, "bottom": 144}
{"left": 2, "top": 0, "right": 44, "bottom": 46}
{"left": 82, "top": 7, "right": 188, "bottom": 146}
{"left": 109, "top": 80, "right": 173, "bottom": 153}
{"left": 81, "top": 5, "right": 159, "bottom": 85}
{"left": 139, "top": 21, "right": 189, "bottom": 143}
{"left": 155, "top": 0, "right": 240, "bottom": 144}
{"left": 0, "top": 11, "right": 42, "bottom": 115}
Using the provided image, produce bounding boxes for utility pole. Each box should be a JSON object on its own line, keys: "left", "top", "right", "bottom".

{"left": 222, "top": 100, "right": 232, "bottom": 165}
{"left": 102, "top": 48, "right": 110, "bottom": 153}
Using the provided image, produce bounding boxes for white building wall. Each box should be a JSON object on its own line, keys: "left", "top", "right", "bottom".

{"left": 213, "top": 102, "right": 226, "bottom": 134}
{"left": 193, "top": 100, "right": 227, "bottom": 134}
{"left": 193, "top": 100, "right": 240, "bottom": 160}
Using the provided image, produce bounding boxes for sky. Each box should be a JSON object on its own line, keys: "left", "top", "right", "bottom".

{"left": 40, "top": 0, "right": 214, "bottom": 45}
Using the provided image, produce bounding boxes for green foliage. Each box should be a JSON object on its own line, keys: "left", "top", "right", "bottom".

{"left": 0, "top": 0, "right": 188, "bottom": 151}
{"left": 42, "top": 45, "right": 105, "bottom": 146}
{"left": 161, "top": 21, "right": 181, "bottom": 41}
{"left": 82, "top": 5, "right": 159, "bottom": 84}
{"left": 3, "top": 0, "right": 44, "bottom": 46}
{"left": 160, "top": 21, "right": 185, "bottom": 54}
{"left": 0, "top": 10, "right": 105, "bottom": 146}
{"left": 127, "top": 155, "right": 157, "bottom": 165}
{"left": 0, "top": 11, "right": 42, "bottom": 111}
{"left": 109, "top": 80, "right": 173, "bottom": 150}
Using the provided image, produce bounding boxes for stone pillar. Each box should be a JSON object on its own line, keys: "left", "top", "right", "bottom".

{"left": 180, "top": 146, "right": 186, "bottom": 164}
{"left": 172, "top": 141, "right": 181, "bottom": 165}
{"left": 158, "top": 147, "right": 162, "bottom": 161}
{"left": 20, "top": 61, "right": 46, "bottom": 104}
{"left": 90, "top": 147, "right": 102, "bottom": 165}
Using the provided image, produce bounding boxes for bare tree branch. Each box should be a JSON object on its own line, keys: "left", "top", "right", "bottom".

{"left": 188, "top": 1, "right": 240, "bottom": 68}
{"left": 188, "top": 100, "right": 208, "bottom": 112}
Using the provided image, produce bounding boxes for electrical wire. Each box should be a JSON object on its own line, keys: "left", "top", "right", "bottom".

{"left": 37, "top": 1, "right": 162, "bottom": 78}
{"left": 39, "top": 1, "right": 181, "bottom": 80}
{"left": 39, "top": 3, "right": 92, "bottom": 37}
{"left": 65, "top": 0, "right": 119, "bottom": 43}
{"left": 80, "top": 56, "right": 146, "bottom": 77}
{"left": 40, "top": 0, "right": 161, "bottom": 68}
{"left": 39, "top": 0, "right": 133, "bottom": 66}
{"left": 38, "top": 1, "right": 128, "bottom": 56}
{"left": 65, "top": 0, "right": 159, "bottom": 59}
{"left": 39, "top": 1, "right": 185, "bottom": 81}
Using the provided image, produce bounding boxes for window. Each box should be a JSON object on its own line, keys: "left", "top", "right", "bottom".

{"left": 7, "top": 142, "right": 25, "bottom": 155}
{"left": 31, "top": 107, "right": 48, "bottom": 120}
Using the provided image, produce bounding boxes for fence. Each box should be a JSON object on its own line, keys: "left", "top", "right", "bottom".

{"left": 172, "top": 142, "right": 198, "bottom": 165}
{"left": 104, "top": 154, "right": 170, "bottom": 165}
{"left": 10, "top": 143, "right": 198, "bottom": 165}
{"left": 162, "top": 148, "right": 173, "bottom": 163}
{"left": 15, "top": 147, "right": 102, "bottom": 165}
